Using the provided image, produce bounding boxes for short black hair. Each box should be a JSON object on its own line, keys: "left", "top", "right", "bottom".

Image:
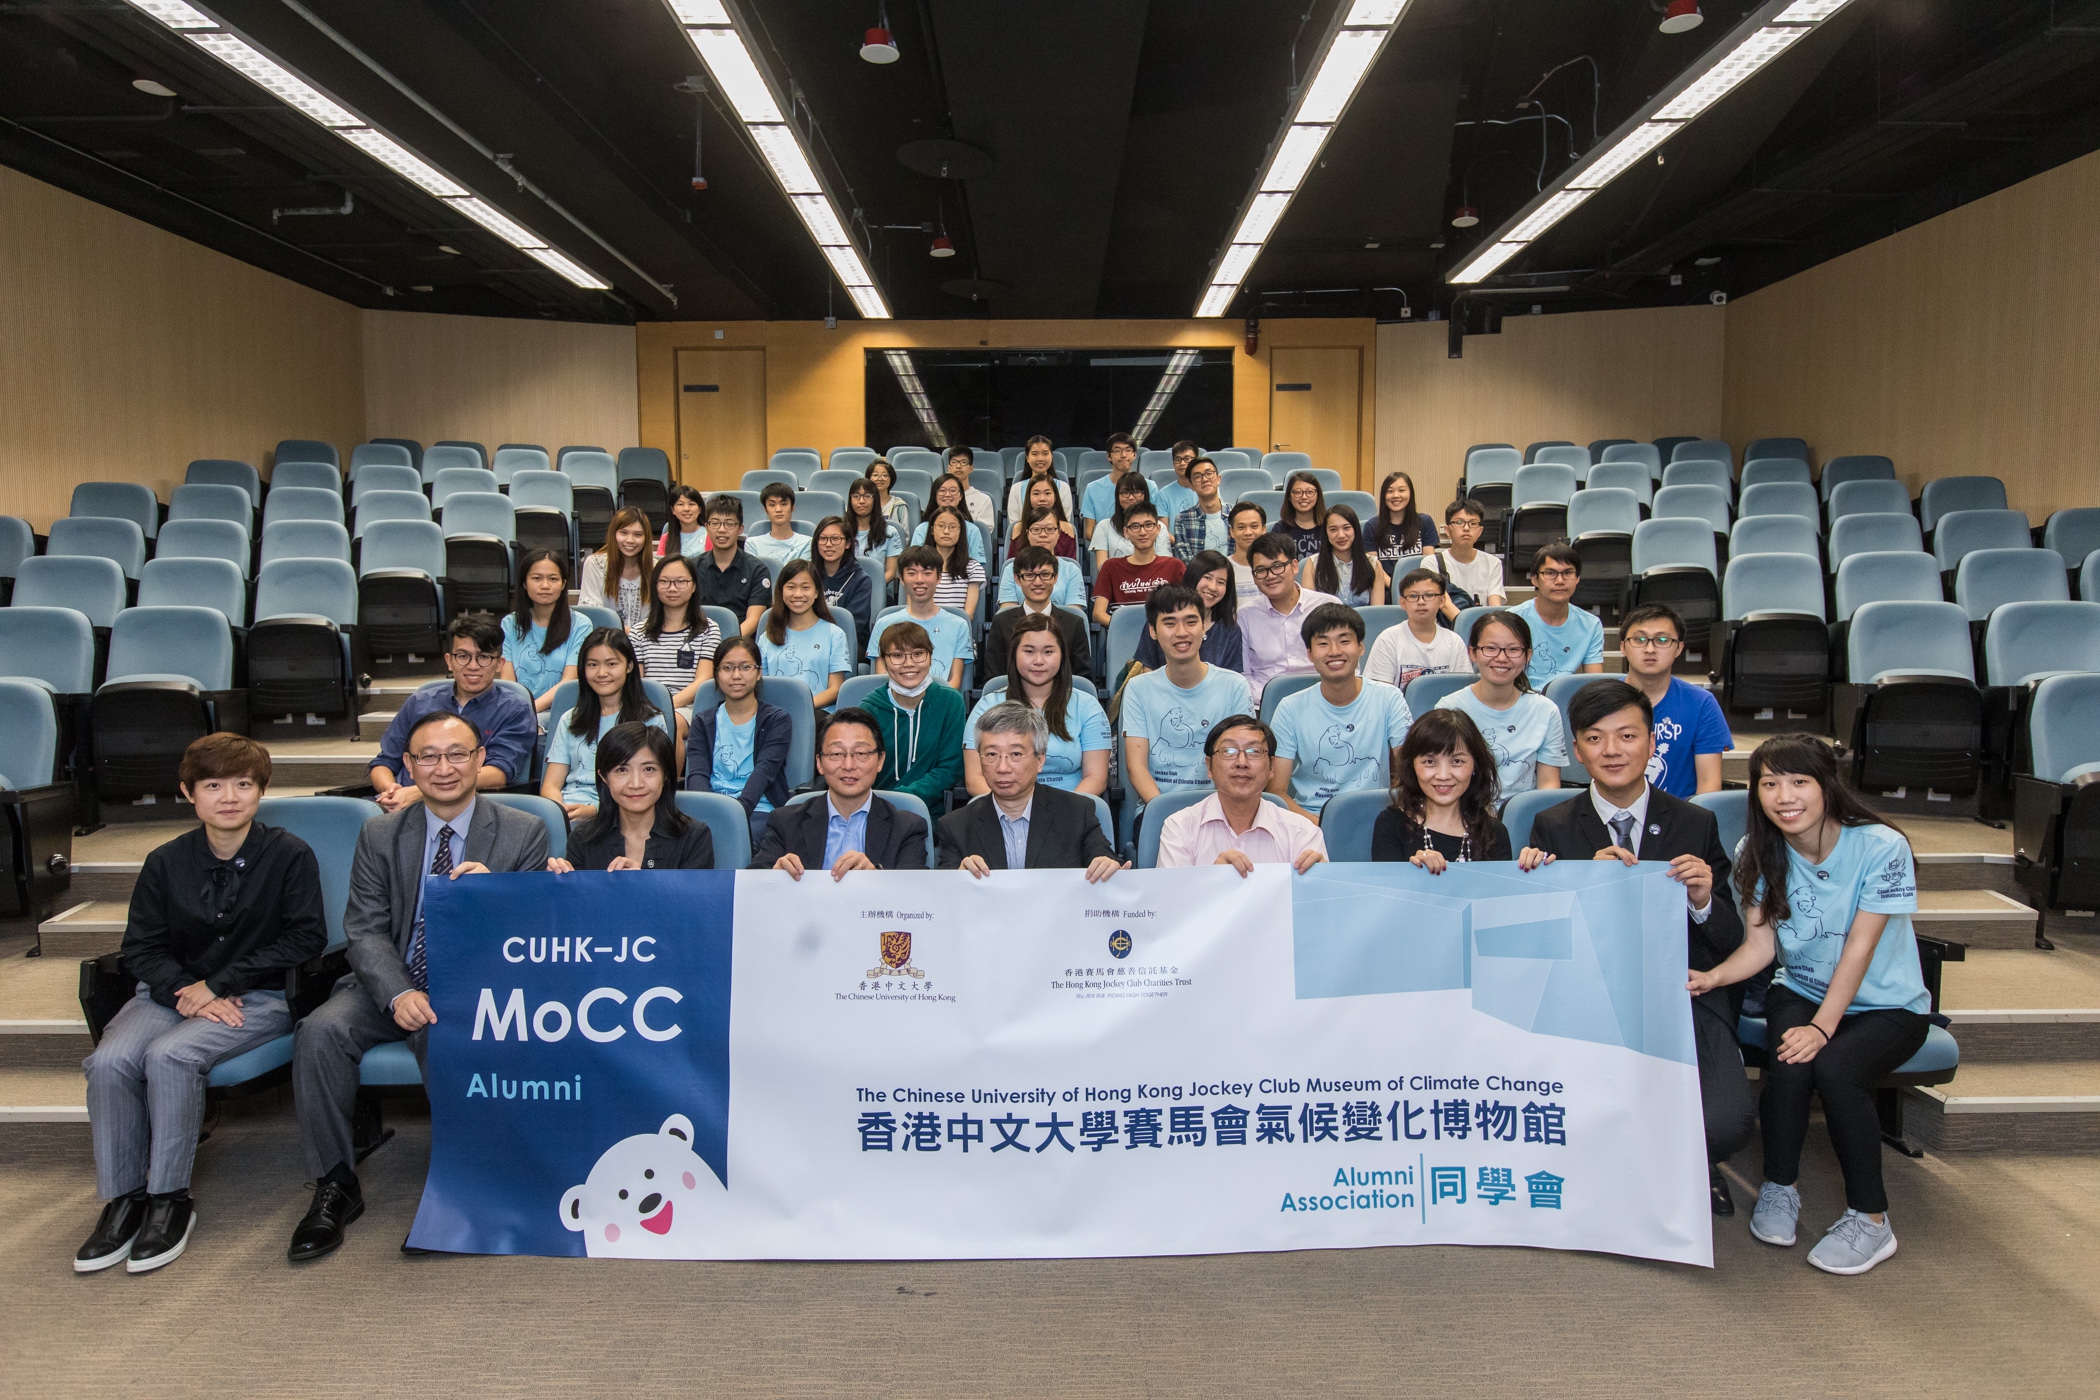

{"left": 1144, "top": 583, "right": 1203, "bottom": 630}
{"left": 1247, "top": 532, "right": 1295, "bottom": 566}
{"left": 945, "top": 445, "right": 973, "bottom": 464}
{"left": 1567, "top": 679, "right": 1653, "bottom": 733}
{"left": 898, "top": 544, "right": 943, "bottom": 574}
{"left": 1171, "top": 439, "right": 1199, "bottom": 457}
{"left": 818, "top": 706, "right": 885, "bottom": 755}
{"left": 705, "top": 492, "right": 744, "bottom": 523}
{"left": 1123, "top": 502, "right": 1159, "bottom": 523}
{"left": 446, "top": 610, "right": 503, "bottom": 655}
{"left": 1106, "top": 432, "right": 1135, "bottom": 452}
{"left": 1445, "top": 497, "right": 1485, "bottom": 524}
{"left": 1012, "top": 544, "right": 1057, "bottom": 576}
{"left": 758, "top": 481, "right": 795, "bottom": 506}
{"left": 1619, "top": 602, "right": 1686, "bottom": 640}
{"left": 1204, "top": 714, "right": 1276, "bottom": 758}
{"left": 1229, "top": 500, "right": 1268, "bottom": 526}
{"left": 1398, "top": 567, "right": 1445, "bottom": 596}
{"left": 1530, "top": 543, "right": 1581, "bottom": 577}
{"left": 1300, "top": 601, "right": 1364, "bottom": 646}
{"left": 407, "top": 709, "right": 484, "bottom": 751}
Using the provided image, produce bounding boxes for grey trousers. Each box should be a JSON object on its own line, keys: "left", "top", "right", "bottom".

{"left": 293, "top": 977, "right": 426, "bottom": 1180}
{"left": 85, "top": 984, "right": 293, "bottom": 1198}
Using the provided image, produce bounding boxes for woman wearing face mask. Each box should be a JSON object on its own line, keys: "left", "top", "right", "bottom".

{"left": 846, "top": 478, "right": 898, "bottom": 583}
{"left": 498, "top": 550, "right": 581, "bottom": 719}
{"left": 809, "top": 515, "right": 873, "bottom": 646}
{"left": 579, "top": 507, "right": 655, "bottom": 631}
{"left": 962, "top": 613, "right": 1110, "bottom": 797}
{"left": 1371, "top": 708, "right": 1522, "bottom": 868}
{"left": 1368, "top": 471, "right": 1437, "bottom": 570}
{"left": 686, "top": 634, "right": 792, "bottom": 849}
{"left": 860, "top": 620, "right": 966, "bottom": 807}
{"left": 542, "top": 629, "right": 671, "bottom": 822}
{"left": 1432, "top": 611, "right": 1567, "bottom": 799}
{"left": 628, "top": 553, "right": 721, "bottom": 746}
{"left": 1133, "top": 550, "right": 1244, "bottom": 673}
{"left": 759, "top": 558, "right": 852, "bottom": 708}
{"left": 549, "top": 722, "right": 714, "bottom": 871}
{"left": 1091, "top": 473, "right": 1155, "bottom": 570}
{"left": 658, "top": 484, "right": 709, "bottom": 559}
{"left": 1303, "top": 504, "right": 1389, "bottom": 608}
{"left": 1278, "top": 472, "right": 1329, "bottom": 560}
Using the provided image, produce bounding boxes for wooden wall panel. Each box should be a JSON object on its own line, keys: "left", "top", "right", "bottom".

{"left": 1376, "top": 306, "right": 1726, "bottom": 511}
{"left": 1722, "top": 148, "right": 2100, "bottom": 519}
{"left": 361, "top": 310, "right": 638, "bottom": 456}
{"left": 0, "top": 167, "right": 363, "bottom": 528}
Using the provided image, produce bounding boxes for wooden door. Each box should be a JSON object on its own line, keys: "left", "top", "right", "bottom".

{"left": 1269, "top": 346, "right": 1362, "bottom": 486}
{"left": 675, "top": 348, "right": 766, "bottom": 491}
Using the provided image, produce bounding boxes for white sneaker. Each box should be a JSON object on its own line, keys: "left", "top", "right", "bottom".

{"left": 1807, "top": 1209, "right": 1897, "bottom": 1275}
{"left": 1750, "top": 1181, "right": 1800, "bottom": 1246}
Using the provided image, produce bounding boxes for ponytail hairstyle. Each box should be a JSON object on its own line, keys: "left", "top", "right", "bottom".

{"left": 510, "top": 549, "right": 573, "bottom": 655}
{"left": 1734, "top": 734, "right": 1905, "bottom": 927}
{"left": 568, "top": 628, "right": 659, "bottom": 736}
{"left": 1311, "top": 504, "right": 1376, "bottom": 598}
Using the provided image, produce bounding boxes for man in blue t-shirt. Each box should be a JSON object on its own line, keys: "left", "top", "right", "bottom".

{"left": 1512, "top": 543, "right": 1604, "bottom": 687}
{"left": 867, "top": 546, "right": 975, "bottom": 690}
{"left": 1618, "top": 602, "right": 1730, "bottom": 797}
{"left": 1122, "top": 585, "right": 1254, "bottom": 800}
{"left": 1080, "top": 432, "right": 1140, "bottom": 538}
{"left": 1269, "top": 603, "right": 1412, "bottom": 817}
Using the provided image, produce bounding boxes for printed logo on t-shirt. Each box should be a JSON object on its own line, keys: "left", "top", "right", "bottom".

{"left": 1649, "top": 714, "right": 1683, "bottom": 785}
{"left": 1873, "top": 852, "right": 1914, "bottom": 901}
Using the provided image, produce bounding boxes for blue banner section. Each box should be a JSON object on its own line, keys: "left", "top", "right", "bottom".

{"left": 405, "top": 871, "right": 733, "bottom": 1256}
{"left": 1290, "top": 863, "right": 1694, "bottom": 1065}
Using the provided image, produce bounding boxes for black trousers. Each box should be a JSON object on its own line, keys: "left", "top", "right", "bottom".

{"left": 1693, "top": 996, "right": 1756, "bottom": 1165}
{"left": 1761, "top": 983, "right": 1928, "bottom": 1214}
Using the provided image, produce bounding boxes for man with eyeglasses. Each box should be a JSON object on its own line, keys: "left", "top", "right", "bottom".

{"left": 289, "top": 711, "right": 549, "bottom": 1263}
{"left": 1151, "top": 440, "right": 1200, "bottom": 526}
{"left": 1239, "top": 533, "right": 1340, "bottom": 702}
{"left": 983, "top": 544, "right": 1090, "bottom": 680}
{"left": 1616, "top": 602, "right": 1729, "bottom": 797}
{"left": 945, "top": 445, "right": 998, "bottom": 533}
{"left": 1157, "top": 716, "right": 1328, "bottom": 873}
{"left": 752, "top": 707, "right": 930, "bottom": 876}
{"left": 1168, "top": 457, "right": 1231, "bottom": 561}
{"left": 1080, "top": 432, "right": 1139, "bottom": 540}
{"left": 368, "top": 612, "right": 536, "bottom": 812}
{"left": 1512, "top": 544, "right": 1604, "bottom": 686}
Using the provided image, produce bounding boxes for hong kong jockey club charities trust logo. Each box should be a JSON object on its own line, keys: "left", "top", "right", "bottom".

{"left": 868, "top": 929, "right": 923, "bottom": 980}
{"left": 1108, "top": 929, "right": 1133, "bottom": 961}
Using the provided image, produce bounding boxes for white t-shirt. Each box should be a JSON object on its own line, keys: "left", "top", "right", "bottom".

{"left": 1271, "top": 680, "right": 1413, "bottom": 814}
{"left": 1364, "top": 623, "right": 1472, "bottom": 690}
{"left": 1433, "top": 686, "right": 1568, "bottom": 797}
{"left": 1005, "top": 477, "right": 1074, "bottom": 521}
{"left": 1427, "top": 549, "right": 1505, "bottom": 607}
{"left": 1090, "top": 517, "right": 1136, "bottom": 562}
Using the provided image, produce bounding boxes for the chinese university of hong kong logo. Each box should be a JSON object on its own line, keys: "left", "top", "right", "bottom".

{"left": 1108, "top": 929, "right": 1133, "bottom": 961}
{"left": 867, "top": 929, "right": 924, "bottom": 980}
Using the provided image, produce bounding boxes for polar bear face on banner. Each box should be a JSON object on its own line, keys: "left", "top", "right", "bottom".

{"left": 561, "top": 1114, "right": 722, "bottom": 1258}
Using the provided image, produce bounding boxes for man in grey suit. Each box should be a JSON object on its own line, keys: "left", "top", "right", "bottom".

{"left": 287, "top": 712, "right": 549, "bottom": 1262}
{"left": 937, "top": 702, "right": 1125, "bottom": 881}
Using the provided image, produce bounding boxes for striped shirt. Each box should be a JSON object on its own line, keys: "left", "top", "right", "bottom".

{"left": 932, "top": 558, "right": 985, "bottom": 611}
{"left": 627, "top": 620, "right": 723, "bottom": 694}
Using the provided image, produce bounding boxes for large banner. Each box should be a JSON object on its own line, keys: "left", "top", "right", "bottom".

{"left": 407, "top": 862, "right": 1710, "bottom": 1267}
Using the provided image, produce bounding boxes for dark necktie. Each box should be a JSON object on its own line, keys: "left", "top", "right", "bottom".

{"left": 1609, "top": 813, "right": 1636, "bottom": 856}
{"left": 408, "top": 824, "right": 454, "bottom": 993}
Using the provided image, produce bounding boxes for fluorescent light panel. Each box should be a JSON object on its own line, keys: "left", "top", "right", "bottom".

{"left": 1213, "top": 243, "right": 1262, "bottom": 285}
{"left": 1653, "top": 24, "right": 1811, "bottom": 121}
{"left": 1230, "top": 192, "right": 1293, "bottom": 248}
{"left": 847, "top": 285, "right": 890, "bottom": 319}
{"left": 337, "top": 129, "right": 468, "bottom": 198}
{"left": 1504, "top": 187, "right": 1595, "bottom": 243}
{"left": 685, "top": 24, "right": 783, "bottom": 123}
{"left": 129, "top": 0, "right": 214, "bottom": 28}
{"left": 747, "top": 124, "right": 821, "bottom": 195}
{"left": 1261, "top": 124, "right": 1330, "bottom": 193}
{"left": 1565, "top": 120, "right": 1680, "bottom": 189}
{"left": 186, "top": 33, "right": 361, "bottom": 127}
{"left": 668, "top": 0, "right": 733, "bottom": 23}
{"left": 820, "top": 243, "right": 872, "bottom": 287}
{"left": 1196, "top": 284, "right": 1237, "bottom": 318}
{"left": 1775, "top": 0, "right": 1853, "bottom": 20}
{"left": 1294, "top": 28, "right": 1387, "bottom": 124}
{"left": 1448, "top": 240, "right": 1528, "bottom": 284}
{"left": 791, "top": 194, "right": 851, "bottom": 246}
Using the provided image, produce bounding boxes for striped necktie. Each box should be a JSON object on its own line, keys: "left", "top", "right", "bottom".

{"left": 408, "top": 824, "right": 454, "bottom": 993}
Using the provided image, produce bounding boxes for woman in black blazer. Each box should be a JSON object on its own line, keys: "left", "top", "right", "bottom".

{"left": 551, "top": 723, "right": 715, "bottom": 871}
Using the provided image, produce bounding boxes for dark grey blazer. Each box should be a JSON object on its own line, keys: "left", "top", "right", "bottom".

{"left": 936, "top": 785, "right": 1113, "bottom": 871}
{"left": 343, "top": 798, "right": 550, "bottom": 1013}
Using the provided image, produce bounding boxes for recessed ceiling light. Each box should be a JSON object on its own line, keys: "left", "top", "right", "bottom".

{"left": 132, "top": 78, "right": 178, "bottom": 97}
{"left": 437, "top": 244, "right": 460, "bottom": 255}
{"left": 1694, "top": 255, "right": 1722, "bottom": 265}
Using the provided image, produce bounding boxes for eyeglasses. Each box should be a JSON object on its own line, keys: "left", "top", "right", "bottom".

{"left": 658, "top": 576, "right": 693, "bottom": 591}
{"left": 1474, "top": 644, "right": 1527, "bottom": 659}
{"left": 446, "top": 650, "right": 497, "bottom": 667}
{"left": 820, "top": 747, "right": 881, "bottom": 763}
{"left": 718, "top": 662, "right": 757, "bottom": 676}
{"left": 886, "top": 650, "right": 932, "bottom": 665}
{"left": 1401, "top": 590, "right": 1443, "bottom": 603}
{"left": 1623, "top": 632, "right": 1682, "bottom": 649}
{"left": 1190, "top": 470, "right": 1220, "bottom": 483}
{"left": 1215, "top": 745, "right": 1270, "bottom": 761}
{"left": 1018, "top": 569, "right": 1057, "bottom": 583}
{"left": 408, "top": 748, "right": 479, "bottom": 768}
{"left": 1533, "top": 567, "right": 1578, "bottom": 581}
{"left": 1251, "top": 560, "right": 1294, "bottom": 580}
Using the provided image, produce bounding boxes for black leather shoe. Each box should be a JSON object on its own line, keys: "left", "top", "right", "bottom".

{"left": 127, "top": 1196, "right": 195, "bottom": 1273}
{"left": 287, "top": 1181, "right": 364, "bottom": 1263}
{"left": 75, "top": 1194, "right": 148, "bottom": 1273}
{"left": 1710, "top": 1167, "right": 1736, "bottom": 1217}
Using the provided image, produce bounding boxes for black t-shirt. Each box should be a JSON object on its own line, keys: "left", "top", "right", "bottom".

{"left": 1369, "top": 808, "right": 1513, "bottom": 863}
{"left": 694, "top": 548, "right": 773, "bottom": 616}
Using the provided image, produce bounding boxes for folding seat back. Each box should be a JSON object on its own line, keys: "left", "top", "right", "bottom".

{"left": 260, "top": 520, "right": 351, "bottom": 567}
{"left": 1653, "top": 436, "right": 1701, "bottom": 461}
{"left": 889, "top": 448, "right": 941, "bottom": 477}
{"left": 1829, "top": 512, "right": 1923, "bottom": 574}
{"left": 1207, "top": 450, "right": 1253, "bottom": 475}
{"left": 561, "top": 453, "right": 618, "bottom": 545}
{"left": 1404, "top": 672, "right": 1474, "bottom": 715}
{"left": 434, "top": 441, "right": 488, "bottom": 469}
{"left": 1661, "top": 460, "right": 1733, "bottom": 496}
{"left": 1741, "top": 458, "right": 1811, "bottom": 490}
{"left": 49, "top": 516, "right": 147, "bottom": 580}
{"left": 1300, "top": 468, "right": 1345, "bottom": 495}
{"left": 13, "top": 556, "right": 125, "bottom": 629}
{"left": 617, "top": 448, "right": 673, "bottom": 522}
{"left": 2029, "top": 674, "right": 2100, "bottom": 783}
{"left": 1523, "top": 441, "right": 1573, "bottom": 463}
{"left": 1720, "top": 554, "right": 1830, "bottom": 712}
{"left": 1566, "top": 487, "right": 1639, "bottom": 615}
{"left": 1849, "top": 601, "right": 1972, "bottom": 683}
{"left": 1985, "top": 602, "right": 2100, "bottom": 686}
{"left": 94, "top": 606, "right": 237, "bottom": 800}
{"left": 672, "top": 791, "right": 752, "bottom": 871}
{"left": 1747, "top": 437, "right": 1809, "bottom": 462}
{"left": 1835, "top": 551, "right": 1943, "bottom": 621}
{"left": 353, "top": 490, "right": 431, "bottom": 539}
{"left": 185, "top": 459, "right": 261, "bottom": 508}
{"left": 893, "top": 469, "right": 935, "bottom": 508}
{"left": 808, "top": 469, "right": 864, "bottom": 500}
{"left": 1588, "top": 438, "right": 1635, "bottom": 458}
{"left": 431, "top": 467, "right": 499, "bottom": 508}
{"left": 1828, "top": 479, "right": 1911, "bottom": 521}
{"left": 1933, "top": 510, "right": 2032, "bottom": 573}
{"left": 369, "top": 438, "right": 423, "bottom": 469}
{"left": 1316, "top": 788, "right": 1386, "bottom": 862}
{"left": 491, "top": 446, "right": 549, "bottom": 487}
{"left": 1920, "top": 476, "right": 2009, "bottom": 532}
{"left": 1503, "top": 788, "right": 1584, "bottom": 849}
{"left": 1629, "top": 518, "right": 1720, "bottom": 652}
{"left": 440, "top": 493, "right": 516, "bottom": 541}
{"left": 1843, "top": 600, "right": 1981, "bottom": 794}
{"left": 1463, "top": 446, "right": 1520, "bottom": 485}
{"left": 169, "top": 483, "right": 253, "bottom": 530}
{"left": 1820, "top": 454, "right": 1897, "bottom": 499}
{"left": 0, "top": 678, "right": 58, "bottom": 788}
{"left": 262, "top": 485, "right": 344, "bottom": 529}
{"left": 1503, "top": 502, "right": 1569, "bottom": 577}
{"left": 1542, "top": 674, "right": 1611, "bottom": 784}
{"left": 156, "top": 519, "right": 250, "bottom": 578}
{"left": 741, "top": 469, "right": 799, "bottom": 493}
{"left": 2042, "top": 509, "right": 2100, "bottom": 587}
{"left": 2087, "top": 552, "right": 2100, "bottom": 605}
{"left": 256, "top": 557, "right": 357, "bottom": 625}
{"left": 1724, "top": 552, "right": 1827, "bottom": 622}
{"left": 1955, "top": 548, "right": 2068, "bottom": 621}
{"left": 105, "top": 606, "right": 232, "bottom": 687}
{"left": 0, "top": 515, "right": 32, "bottom": 603}
{"left": 0, "top": 608, "right": 95, "bottom": 694}
{"left": 440, "top": 494, "right": 516, "bottom": 616}
{"left": 1584, "top": 462, "right": 1652, "bottom": 504}
{"left": 253, "top": 796, "right": 376, "bottom": 950}
{"left": 70, "top": 482, "right": 159, "bottom": 540}
{"left": 350, "top": 465, "right": 422, "bottom": 505}
{"left": 1600, "top": 442, "right": 1662, "bottom": 475}
{"left": 350, "top": 442, "right": 412, "bottom": 473}
{"left": 1512, "top": 463, "right": 1577, "bottom": 507}
{"left": 1651, "top": 485, "right": 1731, "bottom": 539}
{"left": 509, "top": 470, "right": 575, "bottom": 516}
{"left": 769, "top": 449, "right": 820, "bottom": 485}
{"left": 0, "top": 675, "right": 72, "bottom": 917}
{"left": 2015, "top": 674, "right": 2100, "bottom": 910}
{"left": 826, "top": 447, "right": 877, "bottom": 476}
{"left": 139, "top": 557, "right": 246, "bottom": 627}
{"left": 797, "top": 489, "right": 846, "bottom": 526}
{"left": 355, "top": 519, "right": 446, "bottom": 656}
{"left": 274, "top": 439, "right": 338, "bottom": 468}
{"left": 271, "top": 460, "right": 340, "bottom": 496}
{"left": 512, "top": 503, "right": 573, "bottom": 563}
{"left": 1671, "top": 439, "right": 1733, "bottom": 467}
{"left": 1263, "top": 451, "right": 1314, "bottom": 486}
{"left": 561, "top": 450, "right": 618, "bottom": 489}
{"left": 250, "top": 558, "right": 359, "bottom": 720}
{"left": 1729, "top": 514, "right": 1818, "bottom": 562}
{"left": 420, "top": 444, "right": 482, "bottom": 483}
{"left": 1218, "top": 468, "right": 1271, "bottom": 504}
{"left": 1531, "top": 444, "right": 1589, "bottom": 471}
{"left": 723, "top": 490, "right": 766, "bottom": 528}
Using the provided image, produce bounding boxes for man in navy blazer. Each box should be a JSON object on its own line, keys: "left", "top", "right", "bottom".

{"left": 752, "top": 708, "right": 930, "bottom": 875}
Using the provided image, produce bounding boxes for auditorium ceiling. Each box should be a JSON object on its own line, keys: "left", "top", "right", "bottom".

{"left": 5, "top": 0, "right": 2099, "bottom": 325}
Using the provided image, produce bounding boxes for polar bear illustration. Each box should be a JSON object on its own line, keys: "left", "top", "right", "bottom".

{"left": 1310, "top": 722, "right": 1373, "bottom": 779}
{"left": 561, "top": 1113, "right": 723, "bottom": 1258}
{"left": 1160, "top": 707, "right": 1211, "bottom": 750}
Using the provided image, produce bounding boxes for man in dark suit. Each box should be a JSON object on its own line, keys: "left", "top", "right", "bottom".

{"left": 288, "top": 712, "right": 550, "bottom": 1262}
{"left": 1526, "top": 679, "right": 1756, "bottom": 1217}
{"left": 753, "top": 707, "right": 930, "bottom": 876}
{"left": 938, "top": 701, "right": 1125, "bottom": 880}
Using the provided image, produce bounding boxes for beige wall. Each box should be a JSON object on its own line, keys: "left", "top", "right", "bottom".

{"left": 1377, "top": 306, "right": 1727, "bottom": 510}
{"left": 0, "top": 167, "right": 364, "bottom": 528}
{"left": 1722, "top": 147, "right": 2100, "bottom": 519}
{"left": 361, "top": 311, "right": 637, "bottom": 456}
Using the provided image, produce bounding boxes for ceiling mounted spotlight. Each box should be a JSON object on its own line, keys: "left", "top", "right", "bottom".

{"left": 1659, "top": 0, "right": 1704, "bottom": 34}
{"left": 132, "top": 77, "right": 178, "bottom": 97}
{"left": 861, "top": 1, "right": 899, "bottom": 63}
{"left": 1450, "top": 204, "right": 1479, "bottom": 228}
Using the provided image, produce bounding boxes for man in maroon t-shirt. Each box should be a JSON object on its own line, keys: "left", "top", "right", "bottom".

{"left": 1091, "top": 504, "right": 1185, "bottom": 624}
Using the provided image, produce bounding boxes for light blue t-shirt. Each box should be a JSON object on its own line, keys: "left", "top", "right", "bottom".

{"left": 1648, "top": 676, "right": 1732, "bottom": 799}
{"left": 856, "top": 527, "right": 901, "bottom": 562}
{"left": 710, "top": 709, "right": 771, "bottom": 813}
{"left": 546, "top": 707, "right": 672, "bottom": 806}
{"left": 744, "top": 530, "right": 810, "bottom": 570}
{"left": 964, "top": 688, "right": 1111, "bottom": 792}
{"left": 1152, "top": 481, "right": 1198, "bottom": 525}
{"left": 866, "top": 607, "right": 977, "bottom": 675}
{"left": 1082, "top": 473, "right": 1138, "bottom": 523}
{"left": 911, "top": 520, "right": 987, "bottom": 565}
{"left": 760, "top": 619, "right": 853, "bottom": 694}
{"left": 1123, "top": 665, "right": 1255, "bottom": 790}
{"left": 1434, "top": 686, "right": 1569, "bottom": 797}
{"left": 1513, "top": 600, "right": 1605, "bottom": 686}
{"left": 1272, "top": 680, "right": 1413, "bottom": 814}
{"left": 1755, "top": 823, "right": 1928, "bottom": 1014}
{"left": 996, "top": 557, "right": 1086, "bottom": 608}
{"left": 500, "top": 614, "right": 585, "bottom": 700}
{"left": 667, "top": 530, "right": 708, "bottom": 559}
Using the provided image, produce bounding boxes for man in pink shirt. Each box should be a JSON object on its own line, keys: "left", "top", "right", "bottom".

{"left": 1239, "top": 532, "right": 1339, "bottom": 702}
{"left": 1157, "top": 716, "right": 1329, "bottom": 874}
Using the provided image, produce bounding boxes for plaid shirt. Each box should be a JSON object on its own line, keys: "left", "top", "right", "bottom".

{"left": 1170, "top": 504, "right": 1230, "bottom": 561}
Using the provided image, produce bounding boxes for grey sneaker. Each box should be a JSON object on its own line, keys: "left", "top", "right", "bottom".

{"left": 1750, "top": 1181, "right": 1801, "bottom": 1246}
{"left": 1807, "top": 1209, "right": 1897, "bottom": 1275}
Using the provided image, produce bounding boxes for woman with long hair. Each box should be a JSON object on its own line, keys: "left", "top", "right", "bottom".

{"left": 1008, "top": 474, "right": 1077, "bottom": 556}
{"left": 911, "top": 475, "right": 986, "bottom": 566}
{"left": 549, "top": 722, "right": 713, "bottom": 871}
{"left": 498, "top": 549, "right": 579, "bottom": 716}
{"left": 923, "top": 504, "right": 985, "bottom": 614}
{"left": 1371, "top": 708, "right": 1526, "bottom": 868}
{"left": 658, "top": 484, "right": 708, "bottom": 558}
{"left": 1430, "top": 611, "right": 1566, "bottom": 798}
{"left": 1689, "top": 735, "right": 1930, "bottom": 1276}
{"left": 759, "top": 558, "right": 851, "bottom": 707}
{"left": 1090, "top": 472, "right": 1154, "bottom": 569}
{"left": 961, "top": 612, "right": 1110, "bottom": 797}
{"left": 846, "top": 478, "right": 897, "bottom": 582}
{"left": 1367, "top": 471, "right": 1437, "bottom": 568}
{"left": 686, "top": 633, "right": 792, "bottom": 848}
{"left": 629, "top": 553, "right": 721, "bottom": 744}
{"left": 1003, "top": 435, "right": 1073, "bottom": 520}
{"left": 1303, "top": 504, "right": 1389, "bottom": 607}
{"left": 810, "top": 515, "right": 873, "bottom": 645}
{"left": 1133, "top": 549, "right": 1243, "bottom": 672}
{"left": 578, "top": 506, "right": 654, "bottom": 631}
{"left": 542, "top": 628, "right": 669, "bottom": 820}
{"left": 1278, "top": 471, "right": 1329, "bottom": 560}
{"left": 996, "top": 509, "right": 1087, "bottom": 609}
{"left": 863, "top": 458, "right": 910, "bottom": 533}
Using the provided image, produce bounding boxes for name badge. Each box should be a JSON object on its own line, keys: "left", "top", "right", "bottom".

{"left": 676, "top": 647, "right": 696, "bottom": 669}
